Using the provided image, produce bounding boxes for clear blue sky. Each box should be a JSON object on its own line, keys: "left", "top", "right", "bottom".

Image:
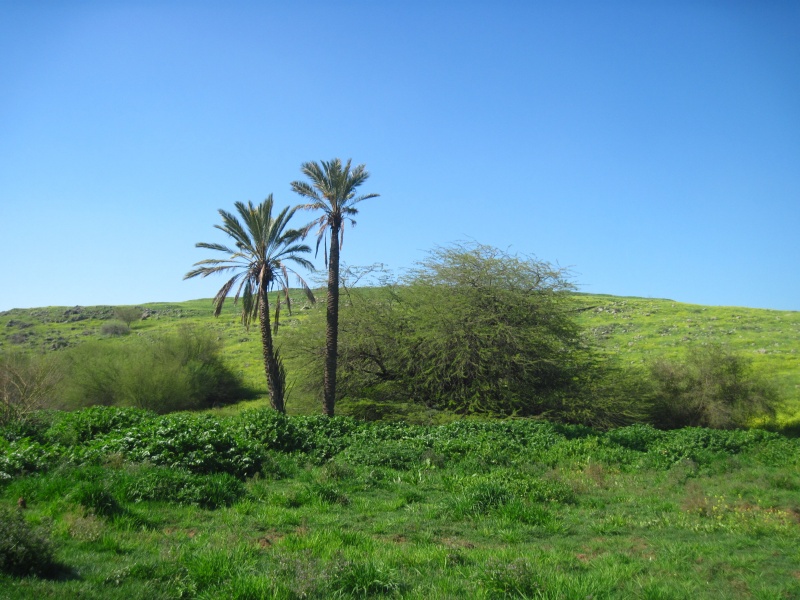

{"left": 1, "top": 1, "right": 798, "bottom": 312}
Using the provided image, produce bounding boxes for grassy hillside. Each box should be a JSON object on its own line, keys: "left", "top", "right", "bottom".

{"left": 1, "top": 292, "right": 798, "bottom": 419}
{"left": 571, "top": 294, "right": 800, "bottom": 419}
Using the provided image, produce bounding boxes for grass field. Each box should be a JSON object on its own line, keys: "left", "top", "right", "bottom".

{"left": 1, "top": 409, "right": 799, "bottom": 599}
{"left": 2, "top": 294, "right": 799, "bottom": 598}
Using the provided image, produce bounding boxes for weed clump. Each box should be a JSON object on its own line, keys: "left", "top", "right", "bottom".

{"left": 0, "top": 505, "right": 56, "bottom": 577}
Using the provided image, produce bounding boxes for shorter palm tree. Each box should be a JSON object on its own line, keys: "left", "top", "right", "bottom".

{"left": 184, "top": 196, "right": 314, "bottom": 412}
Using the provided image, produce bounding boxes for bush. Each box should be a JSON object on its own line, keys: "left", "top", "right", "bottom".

{"left": 71, "top": 480, "right": 122, "bottom": 517}
{"left": 113, "top": 306, "right": 142, "bottom": 327}
{"left": 648, "top": 346, "right": 779, "bottom": 429}
{"left": 0, "top": 351, "right": 64, "bottom": 425}
{"left": 59, "top": 326, "right": 247, "bottom": 413}
{"left": 0, "top": 505, "right": 56, "bottom": 577}
{"left": 324, "top": 244, "right": 616, "bottom": 420}
{"left": 100, "top": 320, "right": 130, "bottom": 337}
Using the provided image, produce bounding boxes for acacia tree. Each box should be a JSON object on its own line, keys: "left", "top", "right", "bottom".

{"left": 291, "top": 158, "right": 379, "bottom": 416}
{"left": 184, "top": 196, "right": 314, "bottom": 412}
{"left": 331, "top": 243, "right": 583, "bottom": 416}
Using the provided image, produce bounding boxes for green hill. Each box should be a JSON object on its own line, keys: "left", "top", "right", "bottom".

{"left": 1, "top": 293, "right": 798, "bottom": 421}
{"left": 572, "top": 294, "right": 799, "bottom": 412}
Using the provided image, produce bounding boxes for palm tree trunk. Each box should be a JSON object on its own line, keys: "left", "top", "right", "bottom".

{"left": 323, "top": 224, "right": 340, "bottom": 417}
{"left": 259, "top": 287, "right": 285, "bottom": 413}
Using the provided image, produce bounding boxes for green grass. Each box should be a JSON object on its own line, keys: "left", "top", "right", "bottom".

{"left": 2, "top": 410, "right": 799, "bottom": 598}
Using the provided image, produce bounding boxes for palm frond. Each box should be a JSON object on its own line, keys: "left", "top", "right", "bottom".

{"left": 241, "top": 278, "right": 259, "bottom": 329}
{"left": 184, "top": 264, "right": 241, "bottom": 279}
{"left": 195, "top": 241, "right": 238, "bottom": 254}
{"left": 273, "top": 295, "right": 281, "bottom": 335}
{"left": 215, "top": 207, "right": 254, "bottom": 252}
{"left": 290, "top": 158, "right": 378, "bottom": 258}
{"left": 212, "top": 275, "right": 240, "bottom": 317}
{"left": 297, "top": 277, "right": 316, "bottom": 305}
{"left": 282, "top": 255, "right": 315, "bottom": 273}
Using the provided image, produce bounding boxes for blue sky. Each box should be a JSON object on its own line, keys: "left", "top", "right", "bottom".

{"left": 1, "top": 1, "right": 798, "bottom": 312}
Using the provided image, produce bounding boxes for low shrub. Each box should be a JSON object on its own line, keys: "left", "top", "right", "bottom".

{"left": 100, "top": 320, "right": 130, "bottom": 337}
{"left": 341, "top": 439, "right": 427, "bottom": 470}
{"left": 603, "top": 423, "right": 665, "bottom": 452}
{"left": 233, "top": 408, "right": 304, "bottom": 453}
{"left": 81, "top": 412, "right": 266, "bottom": 478}
{"left": 0, "top": 438, "right": 62, "bottom": 480}
{"left": 0, "top": 505, "right": 56, "bottom": 577}
{"left": 326, "top": 558, "right": 403, "bottom": 597}
{"left": 476, "top": 558, "right": 543, "bottom": 599}
{"left": 113, "top": 306, "right": 142, "bottom": 327}
{"left": 450, "top": 480, "right": 514, "bottom": 518}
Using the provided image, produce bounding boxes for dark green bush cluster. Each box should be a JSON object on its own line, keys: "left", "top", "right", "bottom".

{"left": 0, "top": 438, "right": 62, "bottom": 480}
{"left": 45, "top": 406, "right": 156, "bottom": 445}
{"left": 3, "top": 407, "right": 798, "bottom": 486}
{"left": 82, "top": 413, "right": 266, "bottom": 478}
{"left": 326, "top": 246, "right": 598, "bottom": 419}
{"left": 0, "top": 505, "right": 56, "bottom": 577}
{"left": 648, "top": 345, "right": 779, "bottom": 429}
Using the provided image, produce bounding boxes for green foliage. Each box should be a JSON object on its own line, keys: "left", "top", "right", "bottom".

{"left": 476, "top": 558, "right": 543, "bottom": 599}
{"left": 572, "top": 295, "right": 800, "bottom": 421}
{"left": 44, "top": 406, "right": 156, "bottom": 446}
{"left": 70, "top": 479, "right": 123, "bottom": 517}
{"left": 0, "top": 506, "right": 56, "bottom": 577}
{"left": 0, "top": 438, "right": 61, "bottom": 480}
{"left": 342, "top": 438, "right": 427, "bottom": 470}
{"left": 326, "top": 557, "right": 402, "bottom": 597}
{"left": 82, "top": 412, "right": 266, "bottom": 478}
{"left": 59, "top": 326, "right": 246, "bottom": 412}
{"left": 648, "top": 345, "right": 779, "bottom": 429}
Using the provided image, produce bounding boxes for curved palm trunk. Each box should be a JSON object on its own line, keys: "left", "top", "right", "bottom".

{"left": 323, "top": 223, "right": 341, "bottom": 417}
{"left": 259, "top": 287, "right": 285, "bottom": 413}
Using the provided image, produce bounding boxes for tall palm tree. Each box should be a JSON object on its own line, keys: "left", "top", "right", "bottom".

{"left": 291, "top": 158, "right": 379, "bottom": 416}
{"left": 184, "top": 196, "right": 315, "bottom": 413}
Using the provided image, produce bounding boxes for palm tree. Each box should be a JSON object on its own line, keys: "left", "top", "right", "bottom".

{"left": 184, "top": 196, "right": 314, "bottom": 413}
{"left": 291, "top": 158, "right": 379, "bottom": 416}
